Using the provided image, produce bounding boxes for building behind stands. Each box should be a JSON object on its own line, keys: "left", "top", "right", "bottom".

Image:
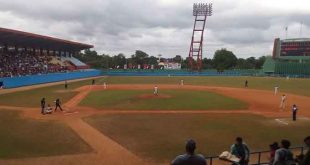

{"left": 263, "top": 38, "right": 310, "bottom": 77}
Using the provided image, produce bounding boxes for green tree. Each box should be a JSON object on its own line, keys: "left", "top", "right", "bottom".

{"left": 173, "top": 55, "right": 182, "bottom": 63}
{"left": 213, "top": 49, "right": 237, "bottom": 71}
{"left": 131, "top": 50, "right": 149, "bottom": 66}
{"left": 255, "top": 56, "right": 266, "bottom": 69}
{"left": 202, "top": 58, "right": 213, "bottom": 69}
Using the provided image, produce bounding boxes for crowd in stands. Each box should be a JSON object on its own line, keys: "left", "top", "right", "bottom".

{"left": 171, "top": 136, "right": 310, "bottom": 165}
{"left": 0, "top": 51, "right": 68, "bottom": 78}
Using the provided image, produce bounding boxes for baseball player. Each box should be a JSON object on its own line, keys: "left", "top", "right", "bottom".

{"left": 54, "top": 98, "right": 63, "bottom": 112}
{"left": 154, "top": 85, "right": 158, "bottom": 95}
{"left": 64, "top": 80, "right": 68, "bottom": 89}
{"left": 274, "top": 86, "right": 279, "bottom": 95}
{"left": 280, "top": 94, "right": 287, "bottom": 110}
{"left": 103, "top": 82, "right": 107, "bottom": 89}
{"left": 40, "top": 97, "right": 46, "bottom": 114}
{"left": 180, "top": 80, "right": 184, "bottom": 86}
{"left": 244, "top": 80, "right": 248, "bottom": 88}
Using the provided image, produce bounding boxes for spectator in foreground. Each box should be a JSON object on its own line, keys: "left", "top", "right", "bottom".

{"left": 171, "top": 139, "right": 206, "bottom": 165}
{"left": 269, "top": 142, "right": 279, "bottom": 165}
{"left": 296, "top": 136, "right": 310, "bottom": 165}
{"left": 273, "top": 139, "right": 295, "bottom": 165}
{"left": 231, "top": 137, "right": 250, "bottom": 165}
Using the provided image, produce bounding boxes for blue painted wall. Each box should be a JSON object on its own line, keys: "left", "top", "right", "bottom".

{"left": 102, "top": 69, "right": 260, "bottom": 77}
{"left": 0, "top": 69, "right": 102, "bottom": 88}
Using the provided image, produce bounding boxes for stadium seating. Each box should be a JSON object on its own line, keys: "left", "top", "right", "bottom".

{"left": 60, "top": 56, "right": 90, "bottom": 70}
{"left": 0, "top": 51, "right": 68, "bottom": 78}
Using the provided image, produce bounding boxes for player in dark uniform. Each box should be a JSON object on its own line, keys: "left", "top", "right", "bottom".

{"left": 92, "top": 79, "right": 95, "bottom": 85}
{"left": 54, "top": 98, "right": 63, "bottom": 112}
{"left": 40, "top": 98, "right": 46, "bottom": 114}
{"left": 292, "top": 104, "right": 298, "bottom": 121}
{"left": 64, "top": 80, "right": 68, "bottom": 89}
{"left": 244, "top": 80, "right": 248, "bottom": 88}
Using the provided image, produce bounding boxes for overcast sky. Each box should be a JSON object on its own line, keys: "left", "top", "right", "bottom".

{"left": 0, "top": 0, "right": 309, "bottom": 58}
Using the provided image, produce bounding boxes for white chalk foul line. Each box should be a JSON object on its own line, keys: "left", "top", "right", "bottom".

{"left": 275, "top": 119, "right": 289, "bottom": 125}
{"left": 64, "top": 111, "right": 79, "bottom": 115}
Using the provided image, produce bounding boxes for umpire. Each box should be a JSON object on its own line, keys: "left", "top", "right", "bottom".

{"left": 292, "top": 104, "right": 298, "bottom": 121}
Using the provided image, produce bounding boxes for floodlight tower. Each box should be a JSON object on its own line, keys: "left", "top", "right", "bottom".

{"left": 188, "top": 3, "right": 212, "bottom": 71}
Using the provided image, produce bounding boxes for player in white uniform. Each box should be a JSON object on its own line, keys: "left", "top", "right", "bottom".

{"left": 280, "top": 94, "right": 286, "bottom": 110}
{"left": 180, "top": 80, "right": 184, "bottom": 86}
{"left": 103, "top": 82, "right": 107, "bottom": 89}
{"left": 154, "top": 85, "right": 158, "bottom": 95}
{"left": 274, "top": 86, "right": 279, "bottom": 95}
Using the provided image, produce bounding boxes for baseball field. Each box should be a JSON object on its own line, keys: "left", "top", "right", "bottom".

{"left": 0, "top": 76, "right": 309, "bottom": 165}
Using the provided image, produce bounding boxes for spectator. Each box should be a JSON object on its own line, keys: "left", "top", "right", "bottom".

{"left": 273, "top": 139, "right": 295, "bottom": 165}
{"left": 171, "top": 139, "right": 207, "bottom": 165}
{"left": 296, "top": 136, "right": 310, "bottom": 165}
{"left": 231, "top": 137, "right": 250, "bottom": 165}
{"left": 269, "top": 142, "right": 280, "bottom": 165}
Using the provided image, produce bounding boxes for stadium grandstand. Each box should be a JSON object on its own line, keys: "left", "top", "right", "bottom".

{"left": 0, "top": 27, "right": 101, "bottom": 88}
{"left": 263, "top": 38, "right": 310, "bottom": 77}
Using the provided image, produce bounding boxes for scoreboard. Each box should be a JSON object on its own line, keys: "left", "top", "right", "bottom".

{"left": 280, "top": 41, "right": 310, "bottom": 57}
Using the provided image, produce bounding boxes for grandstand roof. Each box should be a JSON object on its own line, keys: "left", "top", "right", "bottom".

{"left": 0, "top": 27, "right": 93, "bottom": 51}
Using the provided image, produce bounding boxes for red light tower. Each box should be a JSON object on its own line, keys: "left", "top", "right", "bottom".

{"left": 188, "top": 3, "right": 212, "bottom": 71}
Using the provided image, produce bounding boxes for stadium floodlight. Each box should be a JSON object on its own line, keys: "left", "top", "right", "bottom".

{"left": 193, "top": 3, "right": 212, "bottom": 16}
{"left": 188, "top": 3, "right": 213, "bottom": 71}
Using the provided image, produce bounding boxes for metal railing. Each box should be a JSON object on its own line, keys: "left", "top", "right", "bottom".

{"left": 205, "top": 146, "right": 305, "bottom": 165}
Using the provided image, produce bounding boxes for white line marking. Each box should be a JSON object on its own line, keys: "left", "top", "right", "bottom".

{"left": 275, "top": 119, "right": 289, "bottom": 125}
{"left": 64, "top": 111, "right": 79, "bottom": 115}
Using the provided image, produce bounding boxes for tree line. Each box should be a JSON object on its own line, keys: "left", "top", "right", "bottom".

{"left": 74, "top": 49, "right": 267, "bottom": 70}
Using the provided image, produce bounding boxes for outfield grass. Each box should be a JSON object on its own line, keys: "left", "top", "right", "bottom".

{"left": 0, "top": 109, "right": 92, "bottom": 158}
{"left": 0, "top": 76, "right": 309, "bottom": 108}
{"left": 84, "top": 114, "right": 310, "bottom": 162}
{"left": 0, "top": 78, "right": 99, "bottom": 107}
{"left": 79, "top": 89, "right": 247, "bottom": 110}
{"left": 102, "top": 76, "right": 310, "bottom": 97}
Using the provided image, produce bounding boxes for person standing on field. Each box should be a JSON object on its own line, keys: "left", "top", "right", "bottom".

{"left": 274, "top": 86, "right": 279, "bottom": 95}
{"left": 103, "top": 82, "right": 107, "bottom": 89}
{"left": 280, "top": 94, "right": 287, "bottom": 110}
{"left": 40, "top": 97, "right": 46, "bottom": 114}
{"left": 92, "top": 79, "right": 95, "bottom": 85}
{"left": 54, "top": 98, "right": 63, "bottom": 112}
{"left": 154, "top": 85, "right": 158, "bottom": 95}
{"left": 292, "top": 104, "right": 298, "bottom": 121}
{"left": 180, "top": 80, "right": 184, "bottom": 86}
{"left": 64, "top": 80, "right": 68, "bottom": 89}
{"left": 244, "top": 80, "right": 248, "bottom": 88}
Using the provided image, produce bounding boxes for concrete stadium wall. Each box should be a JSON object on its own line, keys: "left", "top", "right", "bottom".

{"left": 0, "top": 69, "right": 102, "bottom": 88}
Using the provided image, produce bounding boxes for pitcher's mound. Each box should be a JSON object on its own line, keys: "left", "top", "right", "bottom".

{"left": 138, "top": 94, "right": 172, "bottom": 99}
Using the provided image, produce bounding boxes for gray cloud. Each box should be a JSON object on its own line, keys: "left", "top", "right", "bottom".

{"left": 0, "top": 0, "right": 309, "bottom": 58}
